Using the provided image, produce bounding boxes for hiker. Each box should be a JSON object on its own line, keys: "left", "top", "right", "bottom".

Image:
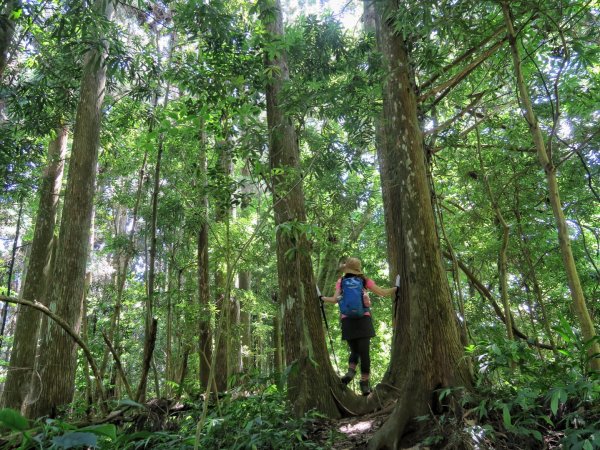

{"left": 319, "top": 257, "right": 397, "bottom": 396}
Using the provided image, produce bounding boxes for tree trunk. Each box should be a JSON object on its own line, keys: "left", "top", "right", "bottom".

{"left": 501, "top": 1, "right": 600, "bottom": 371}
{"left": 214, "top": 137, "right": 232, "bottom": 391}
{"left": 260, "top": 0, "right": 340, "bottom": 417}
{"left": 0, "top": 0, "right": 19, "bottom": 80}
{"left": 25, "top": 0, "right": 114, "bottom": 418}
{"left": 138, "top": 125, "right": 163, "bottom": 403}
{"left": 100, "top": 150, "right": 148, "bottom": 386}
{"left": 197, "top": 126, "right": 212, "bottom": 390}
{"left": 513, "top": 175, "right": 558, "bottom": 355}
{"left": 369, "top": 2, "right": 472, "bottom": 446}
{"left": 272, "top": 294, "right": 284, "bottom": 374}
{"left": 239, "top": 271, "right": 252, "bottom": 372}
{"left": 477, "top": 130, "right": 514, "bottom": 342}
{"left": 0, "top": 196, "right": 24, "bottom": 350}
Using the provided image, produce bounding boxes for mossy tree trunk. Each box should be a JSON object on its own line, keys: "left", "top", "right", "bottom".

{"left": 26, "top": 0, "right": 114, "bottom": 418}
{"left": 369, "top": 1, "right": 473, "bottom": 446}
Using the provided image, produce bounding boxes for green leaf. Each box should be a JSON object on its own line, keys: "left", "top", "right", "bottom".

{"left": 10, "top": 8, "right": 22, "bottom": 20}
{"left": 583, "top": 440, "right": 593, "bottom": 450}
{"left": 78, "top": 424, "right": 117, "bottom": 440}
{"left": 502, "top": 404, "right": 511, "bottom": 429}
{"left": 0, "top": 408, "right": 29, "bottom": 432}
{"left": 52, "top": 432, "right": 98, "bottom": 449}
{"left": 531, "top": 430, "right": 542, "bottom": 441}
{"left": 550, "top": 389, "right": 564, "bottom": 416}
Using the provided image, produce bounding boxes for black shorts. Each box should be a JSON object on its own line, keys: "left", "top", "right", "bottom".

{"left": 341, "top": 315, "right": 375, "bottom": 341}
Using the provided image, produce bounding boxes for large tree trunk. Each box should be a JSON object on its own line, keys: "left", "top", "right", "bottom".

{"left": 369, "top": 2, "right": 472, "bottom": 446}
{"left": 4, "top": 127, "right": 67, "bottom": 411}
{"left": 260, "top": 0, "right": 340, "bottom": 417}
{"left": 501, "top": 1, "right": 600, "bottom": 371}
{"left": 25, "top": 0, "right": 114, "bottom": 418}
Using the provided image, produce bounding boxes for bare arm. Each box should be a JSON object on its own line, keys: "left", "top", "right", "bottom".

{"left": 368, "top": 283, "right": 397, "bottom": 297}
{"left": 321, "top": 287, "right": 341, "bottom": 304}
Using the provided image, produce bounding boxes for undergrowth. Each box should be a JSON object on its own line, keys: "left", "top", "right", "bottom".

{"left": 416, "top": 325, "right": 599, "bottom": 450}
{"left": 0, "top": 373, "right": 330, "bottom": 449}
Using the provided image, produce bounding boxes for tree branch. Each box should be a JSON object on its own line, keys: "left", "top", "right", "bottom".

{"left": 419, "top": 25, "right": 506, "bottom": 92}
{"left": 419, "top": 38, "right": 506, "bottom": 103}
{"left": 440, "top": 254, "right": 557, "bottom": 350}
{"left": 101, "top": 331, "right": 134, "bottom": 400}
{"left": 424, "top": 92, "right": 485, "bottom": 136}
{"left": 0, "top": 295, "right": 107, "bottom": 412}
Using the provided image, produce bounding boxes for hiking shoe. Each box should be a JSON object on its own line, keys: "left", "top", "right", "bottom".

{"left": 341, "top": 368, "right": 356, "bottom": 385}
{"left": 359, "top": 380, "right": 370, "bottom": 396}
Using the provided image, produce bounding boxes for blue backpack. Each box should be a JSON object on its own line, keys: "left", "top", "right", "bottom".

{"left": 339, "top": 276, "right": 368, "bottom": 318}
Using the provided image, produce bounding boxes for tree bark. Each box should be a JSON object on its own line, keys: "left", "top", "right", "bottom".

{"left": 0, "top": 0, "right": 20, "bottom": 80}
{"left": 0, "top": 196, "right": 24, "bottom": 350}
{"left": 260, "top": 0, "right": 340, "bottom": 417}
{"left": 239, "top": 272, "right": 252, "bottom": 372}
{"left": 502, "top": 1, "right": 600, "bottom": 371}
{"left": 369, "top": 1, "right": 473, "bottom": 446}
{"left": 139, "top": 131, "right": 163, "bottom": 403}
{"left": 0, "top": 295, "right": 106, "bottom": 411}
{"left": 214, "top": 136, "right": 232, "bottom": 391}
{"left": 25, "top": 0, "right": 114, "bottom": 418}
{"left": 197, "top": 125, "right": 212, "bottom": 390}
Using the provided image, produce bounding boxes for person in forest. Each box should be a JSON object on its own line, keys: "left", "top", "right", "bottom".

{"left": 319, "top": 257, "right": 397, "bottom": 396}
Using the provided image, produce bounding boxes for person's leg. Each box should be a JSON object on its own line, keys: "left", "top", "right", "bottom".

{"left": 341, "top": 339, "right": 360, "bottom": 384}
{"left": 357, "top": 338, "right": 371, "bottom": 395}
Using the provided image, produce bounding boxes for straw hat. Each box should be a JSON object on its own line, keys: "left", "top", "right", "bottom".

{"left": 339, "top": 257, "right": 363, "bottom": 275}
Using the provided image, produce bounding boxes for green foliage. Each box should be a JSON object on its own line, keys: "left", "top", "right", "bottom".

{"left": 0, "top": 383, "right": 329, "bottom": 449}
{"left": 460, "top": 337, "right": 600, "bottom": 449}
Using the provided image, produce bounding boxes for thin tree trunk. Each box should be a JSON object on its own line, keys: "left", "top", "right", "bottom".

{"left": 476, "top": 129, "right": 514, "bottom": 342}
{"left": 214, "top": 132, "right": 233, "bottom": 391}
{"left": 0, "top": 196, "right": 24, "bottom": 350}
{"left": 502, "top": 1, "right": 599, "bottom": 371}
{"left": 100, "top": 150, "right": 148, "bottom": 385}
{"left": 138, "top": 112, "right": 165, "bottom": 402}
{"left": 197, "top": 125, "right": 212, "bottom": 390}
{"left": 239, "top": 271, "right": 252, "bottom": 372}
{"left": 135, "top": 319, "right": 158, "bottom": 403}
{"left": 513, "top": 176, "right": 558, "bottom": 355}
{"left": 165, "top": 253, "right": 174, "bottom": 396}
{"left": 25, "top": 0, "right": 114, "bottom": 417}
{"left": 0, "top": 0, "right": 20, "bottom": 80}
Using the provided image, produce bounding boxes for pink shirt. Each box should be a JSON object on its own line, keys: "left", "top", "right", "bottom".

{"left": 335, "top": 277, "right": 375, "bottom": 318}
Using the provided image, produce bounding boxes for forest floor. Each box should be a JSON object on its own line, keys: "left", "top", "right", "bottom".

{"left": 303, "top": 404, "right": 570, "bottom": 450}
{"left": 306, "top": 407, "right": 393, "bottom": 449}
